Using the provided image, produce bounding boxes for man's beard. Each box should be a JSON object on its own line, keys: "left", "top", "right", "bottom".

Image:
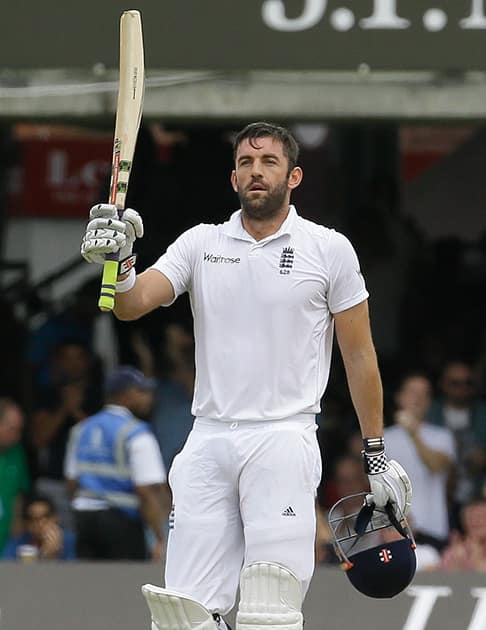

{"left": 238, "top": 178, "right": 289, "bottom": 220}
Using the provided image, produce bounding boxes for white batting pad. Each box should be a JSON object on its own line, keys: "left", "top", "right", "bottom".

{"left": 142, "top": 584, "right": 219, "bottom": 630}
{"left": 236, "top": 563, "right": 303, "bottom": 630}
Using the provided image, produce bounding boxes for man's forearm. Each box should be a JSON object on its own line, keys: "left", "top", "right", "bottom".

{"left": 113, "top": 268, "right": 175, "bottom": 321}
{"left": 342, "top": 346, "right": 384, "bottom": 439}
{"left": 139, "top": 488, "right": 164, "bottom": 543}
{"left": 113, "top": 272, "right": 144, "bottom": 321}
{"left": 410, "top": 432, "right": 451, "bottom": 473}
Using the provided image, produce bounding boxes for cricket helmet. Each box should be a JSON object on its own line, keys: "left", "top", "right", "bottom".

{"left": 328, "top": 493, "right": 416, "bottom": 598}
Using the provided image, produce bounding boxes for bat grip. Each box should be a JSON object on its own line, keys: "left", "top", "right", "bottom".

{"left": 98, "top": 253, "right": 120, "bottom": 312}
{"left": 98, "top": 207, "right": 124, "bottom": 312}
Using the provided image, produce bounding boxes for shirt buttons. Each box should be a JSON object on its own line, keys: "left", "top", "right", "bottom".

{"left": 230, "top": 422, "right": 238, "bottom": 430}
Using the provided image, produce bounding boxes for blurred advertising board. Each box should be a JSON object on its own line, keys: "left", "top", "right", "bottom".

{"left": 1, "top": 1, "right": 486, "bottom": 71}
{"left": 7, "top": 125, "right": 111, "bottom": 218}
{"left": 1, "top": 564, "right": 486, "bottom": 630}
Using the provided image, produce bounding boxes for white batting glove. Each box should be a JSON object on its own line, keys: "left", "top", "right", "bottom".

{"left": 362, "top": 439, "right": 412, "bottom": 516}
{"left": 81, "top": 203, "right": 143, "bottom": 264}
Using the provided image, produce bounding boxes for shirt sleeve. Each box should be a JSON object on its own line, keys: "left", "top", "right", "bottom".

{"left": 150, "top": 225, "right": 202, "bottom": 302}
{"left": 435, "top": 428, "right": 457, "bottom": 462}
{"left": 127, "top": 432, "right": 167, "bottom": 486}
{"left": 327, "top": 231, "right": 369, "bottom": 314}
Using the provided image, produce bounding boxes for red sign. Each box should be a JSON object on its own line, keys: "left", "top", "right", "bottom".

{"left": 8, "top": 128, "right": 112, "bottom": 218}
{"left": 400, "top": 126, "right": 474, "bottom": 182}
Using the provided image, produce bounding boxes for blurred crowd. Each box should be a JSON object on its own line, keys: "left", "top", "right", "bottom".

{"left": 0, "top": 125, "right": 485, "bottom": 569}
{"left": 0, "top": 277, "right": 195, "bottom": 562}
{"left": 0, "top": 256, "right": 485, "bottom": 569}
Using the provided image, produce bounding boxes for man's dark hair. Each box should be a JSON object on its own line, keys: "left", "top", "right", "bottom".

{"left": 396, "top": 371, "right": 432, "bottom": 391}
{"left": 22, "top": 493, "right": 57, "bottom": 520}
{"left": 233, "top": 122, "right": 300, "bottom": 172}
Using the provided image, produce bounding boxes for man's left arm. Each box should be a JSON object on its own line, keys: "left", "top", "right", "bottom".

{"left": 334, "top": 300, "right": 383, "bottom": 439}
{"left": 136, "top": 483, "right": 165, "bottom": 559}
{"left": 334, "top": 300, "right": 412, "bottom": 515}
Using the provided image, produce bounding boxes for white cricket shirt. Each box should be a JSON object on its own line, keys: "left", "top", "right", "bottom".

{"left": 385, "top": 423, "right": 456, "bottom": 540}
{"left": 151, "top": 206, "right": 368, "bottom": 421}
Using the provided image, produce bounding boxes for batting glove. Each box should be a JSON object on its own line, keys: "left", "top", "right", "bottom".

{"left": 362, "top": 437, "right": 412, "bottom": 516}
{"left": 81, "top": 203, "right": 143, "bottom": 264}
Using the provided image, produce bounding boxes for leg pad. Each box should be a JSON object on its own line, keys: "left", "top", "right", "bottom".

{"left": 142, "top": 584, "right": 219, "bottom": 630}
{"left": 236, "top": 563, "right": 303, "bottom": 630}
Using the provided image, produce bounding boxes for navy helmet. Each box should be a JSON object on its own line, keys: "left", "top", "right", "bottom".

{"left": 328, "top": 492, "right": 416, "bottom": 598}
{"left": 105, "top": 365, "right": 155, "bottom": 396}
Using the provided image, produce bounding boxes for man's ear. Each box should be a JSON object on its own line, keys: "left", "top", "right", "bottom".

{"left": 230, "top": 170, "right": 238, "bottom": 192}
{"left": 288, "top": 166, "right": 303, "bottom": 191}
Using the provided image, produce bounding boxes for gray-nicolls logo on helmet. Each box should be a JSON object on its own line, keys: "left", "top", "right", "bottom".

{"left": 328, "top": 492, "right": 417, "bottom": 598}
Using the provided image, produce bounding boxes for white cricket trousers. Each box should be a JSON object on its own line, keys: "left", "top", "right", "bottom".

{"left": 164, "top": 415, "right": 322, "bottom": 615}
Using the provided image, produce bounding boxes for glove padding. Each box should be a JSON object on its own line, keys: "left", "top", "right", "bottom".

{"left": 81, "top": 203, "right": 143, "bottom": 264}
{"left": 367, "top": 459, "right": 412, "bottom": 517}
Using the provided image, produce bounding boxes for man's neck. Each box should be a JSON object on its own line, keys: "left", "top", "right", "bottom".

{"left": 241, "top": 205, "right": 290, "bottom": 241}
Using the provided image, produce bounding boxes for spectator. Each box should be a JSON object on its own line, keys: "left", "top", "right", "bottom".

{"left": 64, "top": 366, "right": 169, "bottom": 561}
{"left": 151, "top": 323, "right": 195, "bottom": 468}
{"left": 316, "top": 454, "right": 369, "bottom": 564}
{"left": 0, "top": 399, "right": 30, "bottom": 553}
{"left": 2, "top": 492, "right": 76, "bottom": 560}
{"left": 385, "top": 373, "right": 455, "bottom": 551}
{"left": 441, "top": 498, "right": 486, "bottom": 571}
{"left": 328, "top": 453, "right": 369, "bottom": 512}
{"left": 30, "top": 340, "right": 102, "bottom": 528}
{"left": 428, "top": 360, "right": 486, "bottom": 506}
{"left": 27, "top": 276, "right": 105, "bottom": 392}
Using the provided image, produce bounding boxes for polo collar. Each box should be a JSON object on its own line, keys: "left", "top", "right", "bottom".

{"left": 221, "top": 205, "right": 297, "bottom": 242}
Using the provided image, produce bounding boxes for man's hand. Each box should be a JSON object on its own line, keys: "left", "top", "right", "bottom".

{"left": 364, "top": 451, "right": 412, "bottom": 516}
{"left": 151, "top": 539, "right": 164, "bottom": 562}
{"left": 39, "top": 522, "right": 63, "bottom": 559}
{"left": 395, "top": 410, "right": 420, "bottom": 434}
{"left": 81, "top": 203, "right": 143, "bottom": 264}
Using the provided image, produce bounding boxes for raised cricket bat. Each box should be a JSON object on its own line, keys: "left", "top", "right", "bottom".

{"left": 98, "top": 9, "right": 145, "bottom": 312}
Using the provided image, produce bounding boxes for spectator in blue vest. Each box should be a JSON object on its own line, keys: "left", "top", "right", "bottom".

{"left": 2, "top": 493, "right": 76, "bottom": 560}
{"left": 64, "top": 366, "right": 169, "bottom": 560}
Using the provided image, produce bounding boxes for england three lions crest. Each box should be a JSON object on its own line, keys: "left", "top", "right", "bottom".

{"left": 279, "top": 246, "right": 294, "bottom": 275}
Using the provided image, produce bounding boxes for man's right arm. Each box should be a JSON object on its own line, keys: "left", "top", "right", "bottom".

{"left": 113, "top": 269, "right": 175, "bottom": 321}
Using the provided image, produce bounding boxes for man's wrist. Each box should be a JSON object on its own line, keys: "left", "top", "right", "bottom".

{"left": 362, "top": 437, "right": 389, "bottom": 475}
{"left": 116, "top": 267, "right": 136, "bottom": 293}
{"left": 362, "top": 436, "right": 385, "bottom": 454}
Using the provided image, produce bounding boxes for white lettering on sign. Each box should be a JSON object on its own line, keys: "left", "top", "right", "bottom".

{"left": 360, "top": 0, "right": 410, "bottom": 29}
{"left": 261, "top": 0, "right": 327, "bottom": 32}
{"left": 402, "top": 586, "right": 452, "bottom": 630}
{"left": 261, "top": 1, "right": 486, "bottom": 32}
{"left": 460, "top": 0, "right": 486, "bottom": 28}
{"left": 47, "top": 150, "right": 67, "bottom": 186}
{"left": 47, "top": 150, "right": 109, "bottom": 194}
{"left": 468, "top": 588, "right": 486, "bottom": 630}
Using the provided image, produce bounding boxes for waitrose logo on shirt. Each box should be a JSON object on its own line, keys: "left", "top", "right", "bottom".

{"left": 203, "top": 252, "right": 241, "bottom": 264}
